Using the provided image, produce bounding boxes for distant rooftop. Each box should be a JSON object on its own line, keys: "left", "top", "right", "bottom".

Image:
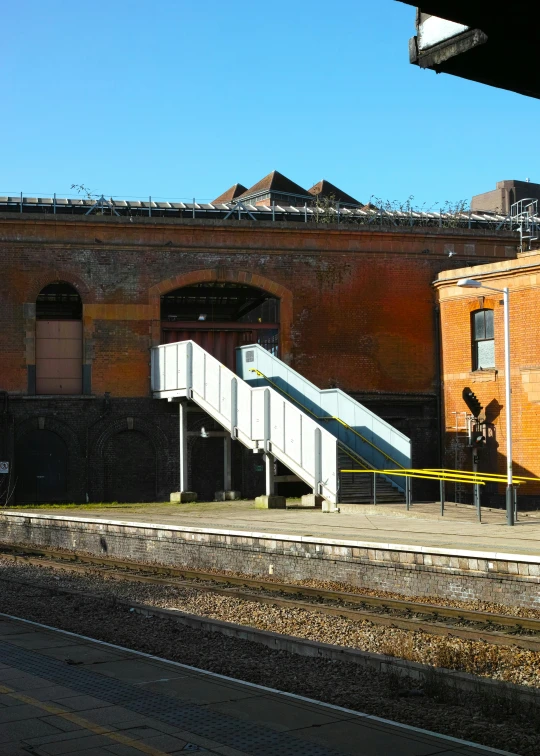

{"left": 212, "top": 183, "right": 247, "bottom": 204}
{"left": 308, "top": 179, "right": 361, "bottom": 207}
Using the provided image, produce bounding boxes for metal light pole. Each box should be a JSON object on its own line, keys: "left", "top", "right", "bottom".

{"left": 457, "top": 279, "right": 514, "bottom": 525}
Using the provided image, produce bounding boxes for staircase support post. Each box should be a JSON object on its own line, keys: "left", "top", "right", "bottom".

{"left": 314, "top": 428, "right": 322, "bottom": 496}
{"left": 230, "top": 377, "right": 238, "bottom": 436}
{"left": 170, "top": 400, "right": 197, "bottom": 503}
{"left": 179, "top": 401, "right": 189, "bottom": 491}
{"left": 265, "top": 452, "right": 275, "bottom": 495}
{"left": 186, "top": 342, "right": 193, "bottom": 394}
{"left": 223, "top": 435, "right": 232, "bottom": 491}
{"left": 373, "top": 472, "right": 377, "bottom": 505}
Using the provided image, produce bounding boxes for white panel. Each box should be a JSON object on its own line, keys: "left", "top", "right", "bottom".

{"left": 301, "top": 425, "right": 315, "bottom": 479}
{"left": 164, "top": 345, "right": 177, "bottom": 390}
{"left": 251, "top": 389, "right": 266, "bottom": 441}
{"left": 177, "top": 342, "right": 187, "bottom": 389}
{"left": 269, "top": 391, "right": 285, "bottom": 451}
{"left": 284, "top": 403, "right": 301, "bottom": 464}
{"left": 205, "top": 357, "right": 220, "bottom": 410}
{"left": 321, "top": 434, "right": 338, "bottom": 498}
{"left": 236, "top": 381, "right": 252, "bottom": 437}
{"left": 418, "top": 16, "right": 468, "bottom": 50}
{"left": 192, "top": 345, "right": 206, "bottom": 396}
{"left": 158, "top": 348, "right": 166, "bottom": 391}
{"left": 220, "top": 371, "right": 232, "bottom": 422}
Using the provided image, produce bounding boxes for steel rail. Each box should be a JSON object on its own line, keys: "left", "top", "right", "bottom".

{"left": 1, "top": 545, "right": 539, "bottom": 635}
{"left": 0, "top": 566, "right": 539, "bottom": 653}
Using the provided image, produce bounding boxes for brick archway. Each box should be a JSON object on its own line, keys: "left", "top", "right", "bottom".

{"left": 148, "top": 268, "right": 293, "bottom": 361}
{"left": 89, "top": 416, "right": 169, "bottom": 502}
{"left": 25, "top": 274, "right": 92, "bottom": 395}
{"left": 28, "top": 273, "right": 90, "bottom": 304}
{"left": 15, "top": 416, "right": 84, "bottom": 502}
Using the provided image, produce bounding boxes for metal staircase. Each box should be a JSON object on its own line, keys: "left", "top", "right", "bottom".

{"left": 338, "top": 451, "right": 406, "bottom": 503}
{"left": 151, "top": 340, "right": 411, "bottom": 505}
{"left": 237, "top": 344, "right": 410, "bottom": 501}
{"left": 151, "top": 340, "right": 339, "bottom": 504}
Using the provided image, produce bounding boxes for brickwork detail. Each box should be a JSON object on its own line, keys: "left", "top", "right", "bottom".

{"left": 436, "top": 255, "right": 540, "bottom": 505}
{"left": 0, "top": 514, "right": 538, "bottom": 609}
{"left": 0, "top": 214, "right": 519, "bottom": 501}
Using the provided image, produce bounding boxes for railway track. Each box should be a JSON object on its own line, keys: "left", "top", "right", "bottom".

{"left": 1, "top": 544, "right": 539, "bottom": 651}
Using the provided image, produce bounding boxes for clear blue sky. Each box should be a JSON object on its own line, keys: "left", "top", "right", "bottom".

{"left": 2, "top": 1, "right": 539, "bottom": 207}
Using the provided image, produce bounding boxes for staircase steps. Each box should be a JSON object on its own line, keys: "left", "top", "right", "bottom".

{"left": 338, "top": 451, "right": 406, "bottom": 504}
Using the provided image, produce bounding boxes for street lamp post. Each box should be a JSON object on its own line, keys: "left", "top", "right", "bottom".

{"left": 457, "top": 279, "right": 514, "bottom": 525}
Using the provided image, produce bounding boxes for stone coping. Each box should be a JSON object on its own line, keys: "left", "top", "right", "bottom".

{"left": 3, "top": 510, "right": 540, "bottom": 565}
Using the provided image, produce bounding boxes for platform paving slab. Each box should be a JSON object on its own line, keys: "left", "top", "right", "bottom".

{"left": 0, "top": 615, "right": 516, "bottom": 756}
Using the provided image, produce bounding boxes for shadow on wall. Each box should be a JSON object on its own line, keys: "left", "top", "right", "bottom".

{"left": 444, "top": 426, "right": 540, "bottom": 510}
{"left": 104, "top": 430, "right": 156, "bottom": 503}
{"left": 15, "top": 429, "right": 68, "bottom": 503}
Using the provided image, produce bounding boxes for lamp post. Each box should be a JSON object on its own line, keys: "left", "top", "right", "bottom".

{"left": 457, "top": 278, "right": 514, "bottom": 525}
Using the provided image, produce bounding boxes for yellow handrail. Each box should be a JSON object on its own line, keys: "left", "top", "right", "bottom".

{"left": 341, "top": 469, "right": 486, "bottom": 485}
{"left": 423, "top": 468, "right": 535, "bottom": 483}
{"left": 248, "top": 368, "right": 405, "bottom": 470}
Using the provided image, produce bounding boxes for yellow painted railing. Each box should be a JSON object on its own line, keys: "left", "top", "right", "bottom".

{"left": 341, "top": 467, "right": 538, "bottom": 486}
{"left": 341, "top": 468, "right": 487, "bottom": 485}
{"left": 423, "top": 468, "right": 536, "bottom": 483}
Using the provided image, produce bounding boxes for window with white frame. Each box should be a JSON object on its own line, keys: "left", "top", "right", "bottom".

{"left": 472, "top": 309, "right": 495, "bottom": 369}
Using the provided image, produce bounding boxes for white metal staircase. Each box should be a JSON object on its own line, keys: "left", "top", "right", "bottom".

{"left": 236, "top": 344, "right": 411, "bottom": 499}
{"left": 151, "top": 340, "right": 339, "bottom": 503}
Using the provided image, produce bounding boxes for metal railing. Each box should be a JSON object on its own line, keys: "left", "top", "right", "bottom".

{"left": 237, "top": 344, "right": 410, "bottom": 494}
{"left": 249, "top": 368, "right": 405, "bottom": 470}
{"left": 341, "top": 467, "right": 535, "bottom": 523}
{"left": 151, "top": 340, "right": 339, "bottom": 503}
{"left": 0, "top": 192, "right": 524, "bottom": 231}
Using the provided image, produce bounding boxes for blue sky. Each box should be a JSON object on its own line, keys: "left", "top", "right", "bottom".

{"left": 2, "top": 1, "right": 539, "bottom": 206}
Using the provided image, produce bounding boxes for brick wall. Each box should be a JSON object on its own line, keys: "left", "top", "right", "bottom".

{"left": 436, "top": 252, "right": 540, "bottom": 506}
{"left": 0, "top": 212, "right": 518, "bottom": 502}
{"left": 0, "top": 513, "right": 538, "bottom": 609}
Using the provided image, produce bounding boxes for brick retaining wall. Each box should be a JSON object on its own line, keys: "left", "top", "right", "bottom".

{"left": 1, "top": 512, "right": 538, "bottom": 608}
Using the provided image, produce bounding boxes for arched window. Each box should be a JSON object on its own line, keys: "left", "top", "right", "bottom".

{"left": 160, "top": 282, "right": 279, "bottom": 370}
{"left": 36, "top": 282, "right": 83, "bottom": 394}
{"left": 472, "top": 309, "right": 495, "bottom": 370}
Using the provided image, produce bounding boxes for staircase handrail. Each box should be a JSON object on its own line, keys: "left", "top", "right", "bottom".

{"left": 151, "top": 340, "right": 339, "bottom": 503}
{"left": 249, "top": 368, "right": 406, "bottom": 471}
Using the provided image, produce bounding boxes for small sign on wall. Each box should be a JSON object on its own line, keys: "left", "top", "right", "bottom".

{"left": 0, "top": 462, "right": 9, "bottom": 474}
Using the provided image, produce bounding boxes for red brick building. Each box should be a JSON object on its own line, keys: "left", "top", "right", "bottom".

{"left": 436, "top": 250, "right": 540, "bottom": 507}
{"left": 0, "top": 177, "right": 519, "bottom": 504}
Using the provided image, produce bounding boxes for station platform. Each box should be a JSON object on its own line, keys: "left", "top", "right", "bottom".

{"left": 1, "top": 501, "right": 540, "bottom": 609}
{"left": 0, "top": 614, "right": 512, "bottom": 755}
{"left": 6, "top": 499, "right": 540, "bottom": 556}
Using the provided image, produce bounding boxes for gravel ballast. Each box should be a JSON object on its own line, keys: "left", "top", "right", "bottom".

{"left": 0, "top": 559, "right": 539, "bottom": 754}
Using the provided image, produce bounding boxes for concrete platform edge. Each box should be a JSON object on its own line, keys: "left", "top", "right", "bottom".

{"left": 0, "top": 611, "right": 521, "bottom": 756}
{"left": 125, "top": 599, "right": 539, "bottom": 705}
{"left": 3, "top": 510, "right": 539, "bottom": 564}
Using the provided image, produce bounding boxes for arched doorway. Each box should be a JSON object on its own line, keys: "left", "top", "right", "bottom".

{"left": 16, "top": 429, "right": 68, "bottom": 502}
{"left": 160, "top": 282, "right": 279, "bottom": 370}
{"left": 36, "top": 282, "right": 83, "bottom": 394}
{"left": 104, "top": 430, "right": 156, "bottom": 502}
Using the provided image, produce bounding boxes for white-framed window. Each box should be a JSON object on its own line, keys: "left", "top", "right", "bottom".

{"left": 472, "top": 309, "right": 495, "bottom": 369}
